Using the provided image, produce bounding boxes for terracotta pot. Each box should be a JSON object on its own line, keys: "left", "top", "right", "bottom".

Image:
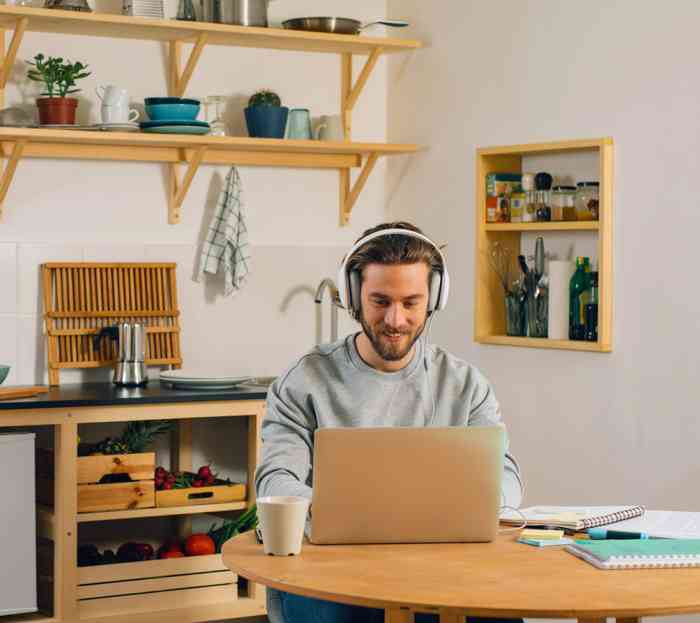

{"left": 36, "top": 97, "right": 78, "bottom": 125}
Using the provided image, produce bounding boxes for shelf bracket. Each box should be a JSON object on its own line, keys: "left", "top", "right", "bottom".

{"left": 0, "top": 17, "right": 28, "bottom": 91}
{"left": 168, "top": 147, "right": 206, "bottom": 224}
{"left": 169, "top": 34, "right": 208, "bottom": 98}
{"left": 340, "top": 152, "right": 378, "bottom": 226}
{"left": 0, "top": 139, "right": 26, "bottom": 221}
{"left": 340, "top": 48, "right": 383, "bottom": 139}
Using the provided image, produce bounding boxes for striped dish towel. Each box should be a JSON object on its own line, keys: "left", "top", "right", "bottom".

{"left": 197, "top": 167, "right": 251, "bottom": 296}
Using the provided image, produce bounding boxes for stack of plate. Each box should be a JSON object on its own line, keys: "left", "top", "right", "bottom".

{"left": 122, "top": 0, "right": 164, "bottom": 18}
{"left": 160, "top": 370, "right": 252, "bottom": 390}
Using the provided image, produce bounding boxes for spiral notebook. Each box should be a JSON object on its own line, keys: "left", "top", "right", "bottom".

{"left": 500, "top": 505, "right": 645, "bottom": 530}
{"left": 566, "top": 539, "right": 700, "bottom": 569}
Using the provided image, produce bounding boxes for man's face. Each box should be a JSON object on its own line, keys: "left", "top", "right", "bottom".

{"left": 358, "top": 262, "right": 430, "bottom": 363}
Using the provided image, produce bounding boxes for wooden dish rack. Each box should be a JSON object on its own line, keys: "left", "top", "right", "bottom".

{"left": 41, "top": 263, "right": 182, "bottom": 385}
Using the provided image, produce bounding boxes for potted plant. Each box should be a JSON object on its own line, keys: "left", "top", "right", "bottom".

{"left": 244, "top": 89, "right": 288, "bottom": 139}
{"left": 27, "top": 53, "right": 91, "bottom": 125}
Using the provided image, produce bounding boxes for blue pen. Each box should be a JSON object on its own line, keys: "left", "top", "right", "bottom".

{"left": 587, "top": 527, "right": 649, "bottom": 540}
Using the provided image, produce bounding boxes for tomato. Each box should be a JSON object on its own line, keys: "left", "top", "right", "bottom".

{"left": 159, "top": 549, "right": 185, "bottom": 559}
{"left": 185, "top": 533, "right": 216, "bottom": 556}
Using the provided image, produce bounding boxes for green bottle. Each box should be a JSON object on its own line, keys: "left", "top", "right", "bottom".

{"left": 584, "top": 271, "right": 599, "bottom": 341}
{"left": 569, "top": 257, "right": 590, "bottom": 340}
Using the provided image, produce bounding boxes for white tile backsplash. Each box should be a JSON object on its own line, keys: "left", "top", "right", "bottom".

{"left": 16, "top": 315, "right": 43, "bottom": 385}
{"left": 0, "top": 243, "right": 17, "bottom": 314}
{"left": 0, "top": 316, "right": 18, "bottom": 385}
{"left": 17, "top": 244, "right": 83, "bottom": 315}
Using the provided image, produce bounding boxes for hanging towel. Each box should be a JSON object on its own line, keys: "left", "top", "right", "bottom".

{"left": 197, "top": 167, "right": 251, "bottom": 296}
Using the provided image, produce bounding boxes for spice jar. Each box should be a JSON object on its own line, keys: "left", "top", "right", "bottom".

{"left": 551, "top": 185, "right": 576, "bottom": 221}
{"left": 575, "top": 181, "right": 599, "bottom": 221}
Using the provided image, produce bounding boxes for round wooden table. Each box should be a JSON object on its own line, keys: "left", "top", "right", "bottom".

{"left": 222, "top": 532, "right": 700, "bottom": 623}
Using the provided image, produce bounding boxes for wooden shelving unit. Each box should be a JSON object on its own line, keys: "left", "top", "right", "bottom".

{"left": 0, "top": 5, "right": 423, "bottom": 225}
{"left": 474, "top": 138, "right": 614, "bottom": 353}
{"left": 1, "top": 400, "right": 267, "bottom": 623}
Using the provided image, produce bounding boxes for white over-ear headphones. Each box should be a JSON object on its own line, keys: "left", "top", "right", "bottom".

{"left": 337, "top": 228, "right": 451, "bottom": 318}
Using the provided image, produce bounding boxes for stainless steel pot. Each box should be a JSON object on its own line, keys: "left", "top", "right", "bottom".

{"left": 199, "top": 0, "right": 268, "bottom": 27}
{"left": 282, "top": 17, "right": 409, "bottom": 35}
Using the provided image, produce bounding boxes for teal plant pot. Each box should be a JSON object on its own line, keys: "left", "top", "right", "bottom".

{"left": 244, "top": 105, "right": 289, "bottom": 139}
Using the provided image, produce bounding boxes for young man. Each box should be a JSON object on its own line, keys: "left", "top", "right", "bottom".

{"left": 256, "top": 222, "right": 523, "bottom": 623}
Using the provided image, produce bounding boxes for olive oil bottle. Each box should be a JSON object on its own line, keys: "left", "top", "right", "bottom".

{"left": 569, "top": 257, "right": 590, "bottom": 340}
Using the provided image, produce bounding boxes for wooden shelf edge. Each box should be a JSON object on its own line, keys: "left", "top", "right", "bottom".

{"left": 484, "top": 222, "right": 599, "bottom": 232}
{"left": 77, "top": 596, "right": 266, "bottom": 623}
{"left": 77, "top": 500, "right": 249, "bottom": 523}
{"left": 0, "top": 5, "right": 421, "bottom": 55}
{"left": 476, "top": 335, "right": 611, "bottom": 353}
{"left": 477, "top": 137, "right": 613, "bottom": 156}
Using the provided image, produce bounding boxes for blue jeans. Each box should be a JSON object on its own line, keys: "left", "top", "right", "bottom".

{"left": 277, "top": 590, "right": 524, "bottom": 623}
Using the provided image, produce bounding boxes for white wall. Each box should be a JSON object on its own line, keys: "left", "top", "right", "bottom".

{"left": 388, "top": 1, "right": 699, "bottom": 620}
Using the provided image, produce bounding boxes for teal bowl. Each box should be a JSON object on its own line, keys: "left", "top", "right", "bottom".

{"left": 145, "top": 102, "right": 200, "bottom": 122}
{"left": 0, "top": 365, "right": 9, "bottom": 385}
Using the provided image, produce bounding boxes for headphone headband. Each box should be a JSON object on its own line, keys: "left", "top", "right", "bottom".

{"left": 337, "top": 228, "right": 450, "bottom": 315}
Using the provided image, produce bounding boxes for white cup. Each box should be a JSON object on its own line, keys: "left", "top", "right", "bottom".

{"left": 314, "top": 114, "right": 344, "bottom": 141}
{"left": 96, "top": 85, "right": 129, "bottom": 107}
{"left": 257, "top": 496, "right": 309, "bottom": 556}
{"left": 101, "top": 103, "right": 139, "bottom": 124}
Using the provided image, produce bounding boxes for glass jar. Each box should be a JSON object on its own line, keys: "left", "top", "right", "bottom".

{"left": 551, "top": 185, "right": 576, "bottom": 221}
{"left": 575, "top": 181, "right": 600, "bottom": 221}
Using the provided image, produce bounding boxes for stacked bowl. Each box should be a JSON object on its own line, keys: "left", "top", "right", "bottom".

{"left": 140, "top": 97, "right": 210, "bottom": 135}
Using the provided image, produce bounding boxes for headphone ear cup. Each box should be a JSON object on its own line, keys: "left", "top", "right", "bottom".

{"left": 428, "top": 271, "right": 441, "bottom": 313}
{"left": 348, "top": 270, "right": 362, "bottom": 316}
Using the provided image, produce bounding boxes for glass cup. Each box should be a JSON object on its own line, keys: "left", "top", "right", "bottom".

{"left": 505, "top": 292, "right": 526, "bottom": 337}
{"left": 203, "top": 96, "right": 227, "bottom": 136}
{"left": 257, "top": 496, "right": 309, "bottom": 556}
{"left": 285, "top": 108, "right": 312, "bottom": 140}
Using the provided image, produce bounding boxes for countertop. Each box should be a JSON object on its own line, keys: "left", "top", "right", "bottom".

{"left": 0, "top": 381, "right": 268, "bottom": 410}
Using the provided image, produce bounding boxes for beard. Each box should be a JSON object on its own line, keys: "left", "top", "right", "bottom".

{"left": 359, "top": 311, "right": 427, "bottom": 362}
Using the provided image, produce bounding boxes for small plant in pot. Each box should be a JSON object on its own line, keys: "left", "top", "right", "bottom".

{"left": 27, "top": 53, "right": 91, "bottom": 125}
{"left": 244, "top": 89, "right": 288, "bottom": 139}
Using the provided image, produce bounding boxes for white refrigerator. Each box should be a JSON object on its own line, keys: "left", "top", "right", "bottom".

{"left": 0, "top": 433, "right": 37, "bottom": 615}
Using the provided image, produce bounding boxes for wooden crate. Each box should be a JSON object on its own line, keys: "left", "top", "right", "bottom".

{"left": 41, "top": 262, "right": 183, "bottom": 386}
{"left": 37, "top": 449, "right": 156, "bottom": 512}
{"left": 156, "top": 482, "right": 246, "bottom": 508}
{"left": 77, "top": 554, "right": 237, "bottom": 618}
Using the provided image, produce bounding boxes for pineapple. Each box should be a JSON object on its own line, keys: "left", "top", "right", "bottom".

{"left": 91, "top": 420, "right": 172, "bottom": 455}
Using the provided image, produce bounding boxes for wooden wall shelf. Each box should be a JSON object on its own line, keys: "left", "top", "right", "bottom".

{"left": 0, "top": 6, "right": 423, "bottom": 225}
{"left": 0, "top": 5, "right": 421, "bottom": 55}
{"left": 474, "top": 137, "right": 613, "bottom": 353}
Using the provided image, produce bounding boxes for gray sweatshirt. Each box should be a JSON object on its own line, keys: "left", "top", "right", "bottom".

{"left": 255, "top": 334, "right": 523, "bottom": 509}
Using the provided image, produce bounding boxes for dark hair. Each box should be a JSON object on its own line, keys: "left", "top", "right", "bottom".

{"left": 346, "top": 222, "right": 443, "bottom": 280}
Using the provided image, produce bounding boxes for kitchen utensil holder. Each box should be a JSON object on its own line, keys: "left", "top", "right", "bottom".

{"left": 41, "top": 263, "right": 182, "bottom": 385}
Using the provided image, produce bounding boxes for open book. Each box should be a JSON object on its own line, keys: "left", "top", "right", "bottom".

{"left": 500, "top": 505, "right": 645, "bottom": 530}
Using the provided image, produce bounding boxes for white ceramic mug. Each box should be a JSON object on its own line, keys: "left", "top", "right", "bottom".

{"left": 101, "top": 103, "right": 139, "bottom": 124}
{"left": 257, "top": 496, "right": 309, "bottom": 556}
{"left": 96, "top": 85, "right": 129, "bottom": 107}
{"left": 314, "top": 114, "right": 344, "bottom": 141}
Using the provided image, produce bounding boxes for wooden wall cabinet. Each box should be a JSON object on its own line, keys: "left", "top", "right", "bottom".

{"left": 474, "top": 138, "right": 614, "bottom": 352}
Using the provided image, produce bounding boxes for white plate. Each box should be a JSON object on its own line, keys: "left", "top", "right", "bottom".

{"left": 97, "top": 122, "right": 140, "bottom": 132}
{"left": 160, "top": 371, "right": 252, "bottom": 385}
{"left": 168, "top": 381, "right": 251, "bottom": 390}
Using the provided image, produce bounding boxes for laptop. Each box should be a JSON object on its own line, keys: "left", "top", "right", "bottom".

{"left": 309, "top": 426, "right": 505, "bottom": 545}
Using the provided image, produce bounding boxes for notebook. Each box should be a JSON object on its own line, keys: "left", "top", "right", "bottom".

{"left": 596, "top": 510, "right": 700, "bottom": 539}
{"left": 566, "top": 539, "right": 700, "bottom": 569}
{"left": 500, "top": 505, "right": 645, "bottom": 530}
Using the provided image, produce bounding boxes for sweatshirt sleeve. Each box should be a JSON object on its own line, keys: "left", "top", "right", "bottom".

{"left": 254, "top": 371, "right": 316, "bottom": 502}
{"left": 467, "top": 367, "right": 524, "bottom": 510}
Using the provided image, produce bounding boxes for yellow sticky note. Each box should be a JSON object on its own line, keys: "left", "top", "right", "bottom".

{"left": 521, "top": 528, "right": 565, "bottom": 540}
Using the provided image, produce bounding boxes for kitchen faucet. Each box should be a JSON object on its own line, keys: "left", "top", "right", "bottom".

{"left": 314, "top": 278, "right": 342, "bottom": 343}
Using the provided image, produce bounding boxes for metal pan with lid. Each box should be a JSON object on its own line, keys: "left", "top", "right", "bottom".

{"left": 282, "top": 17, "right": 409, "bottom": 35}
